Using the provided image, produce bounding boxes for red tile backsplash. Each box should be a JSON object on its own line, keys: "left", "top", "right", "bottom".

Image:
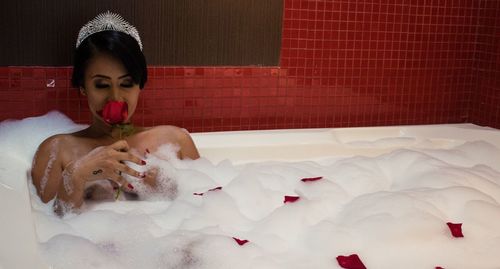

{"left": 470, "top": 0, "right": 500, "bottom": 129}
{"left": 1, "top": 0, "right": 499, "bottom": 131}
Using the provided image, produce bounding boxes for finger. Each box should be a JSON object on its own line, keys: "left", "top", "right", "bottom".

{"left": 109, "top": 140, "right": 130, "bottom": 152}
{"left": 107, "top": 171, "right": 127, "bottom": 186}
{"left": 115, "top": 151, "right": 146, "bottom": 166}
{"left": 107, "top": 171, "right": 135, "bottom": 191}
{"left": 117, "top": 163, "right": 145, "bottom": 179}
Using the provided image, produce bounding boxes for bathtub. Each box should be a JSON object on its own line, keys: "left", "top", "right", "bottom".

{"left": 1, "top": 113, "right": 500, "bottom": 268}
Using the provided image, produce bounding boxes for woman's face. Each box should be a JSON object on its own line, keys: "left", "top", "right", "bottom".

{"left": 81, "top": 53, "right": 140, "bottom": 124}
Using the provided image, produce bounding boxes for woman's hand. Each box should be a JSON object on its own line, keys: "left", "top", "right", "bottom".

{"left": 32, "top": 137, "right": 146, "bottom": 215}
{"left": 72, "top": 140, "right": 146, "bottom": 189}
{"left": 55, "top": 140, "right": 146, "bottom": 214}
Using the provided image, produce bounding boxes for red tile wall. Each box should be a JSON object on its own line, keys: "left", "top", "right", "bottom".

{"left": 470, "top": 0, "right": 500, "bottom": 129}
{"left": 1, "top": 0, "right": 498, "bottom": 131}
{"left": 280, "top": 0, "right": 478, "bottom": 129}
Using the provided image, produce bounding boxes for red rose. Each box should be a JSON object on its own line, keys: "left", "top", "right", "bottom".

{"left": 98, "top": 101, "right": 128, "bottom": 124}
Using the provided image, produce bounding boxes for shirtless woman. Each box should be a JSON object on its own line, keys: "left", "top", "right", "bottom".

{"left": 31, "top": 12, "right": 199, "bottom": 215}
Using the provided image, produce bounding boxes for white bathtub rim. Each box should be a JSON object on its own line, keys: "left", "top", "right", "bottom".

{"left": 191, "top": 123, "right": 500, "bottom": 164}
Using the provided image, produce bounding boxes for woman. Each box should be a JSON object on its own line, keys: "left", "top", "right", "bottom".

{"left": 31, "top": 12, "right": 200, "bottom": 215}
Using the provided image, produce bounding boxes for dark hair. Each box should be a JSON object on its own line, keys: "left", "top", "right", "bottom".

{"left": 71, "top": 30, "right": 148, "bottom": 89}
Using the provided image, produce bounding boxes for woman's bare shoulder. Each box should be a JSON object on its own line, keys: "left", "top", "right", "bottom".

{"left": 39, "top": 132, "right": 81, "bottom": 147}
{"left": 146, "top": 125, "right": 191, "bottom": 138}
{"left": 35, "top": 133, "right": 85, "bottom": 160}
{"left": 37, "top": 134, "right": 69, "bottom": 150}
{"left": 144, "top": 125, "right": 199, "bottom": 159}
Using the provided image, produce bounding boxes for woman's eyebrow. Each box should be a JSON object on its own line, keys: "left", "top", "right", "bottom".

{"left": 91, "top": 74, "right": 131, "bottom": 79}
{"left": 92, "top": 74, "right": 111, "bottom": 79}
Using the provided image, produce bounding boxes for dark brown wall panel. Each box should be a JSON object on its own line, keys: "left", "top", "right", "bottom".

{"left": 0, "top": 0, "right": 283, "bottom": 66}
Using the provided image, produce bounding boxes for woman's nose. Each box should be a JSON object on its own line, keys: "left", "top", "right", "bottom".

{"left": 109, "top": 86, "right": 121, "bottom": 101}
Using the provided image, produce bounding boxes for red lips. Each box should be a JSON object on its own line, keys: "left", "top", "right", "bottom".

{"left": 98, "top": 101, "right": 128, "bottom": 125}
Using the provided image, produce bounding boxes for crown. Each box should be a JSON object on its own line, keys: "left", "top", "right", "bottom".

{"left": 76, "top": 11, "right": 143, "bottom": 50}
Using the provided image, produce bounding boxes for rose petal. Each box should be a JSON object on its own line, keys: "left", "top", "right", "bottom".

{"left": 209, "top": 186, "right": 223, "bottom": 192}
{"left": 232, "top": 237, "right": 249, "bottom": 246}
{"left": 435, "top": 267, "right": 445, "bottom": 269}
{"left": 446, "top": 222, "right": 464, "bottom": 238}
{"left": 98, "top": 101, "right": 128, "bottom": 124}
{"left": 336, "top": 254, "right": 367, "bottom": 269}
{"left": 193, "top": 186, "right": 223, "bottom": 196}
{"left": 301, "top": 176, "right": 323, "bottom": 182}
{"left": 284, "top": 195, "right": 300, "bottom": 203}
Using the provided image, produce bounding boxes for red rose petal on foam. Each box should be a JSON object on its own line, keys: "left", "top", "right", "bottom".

{"left": 284, "top": 195, "right": 300, "bottom": 203}
{"left": 301, "top": 176, "right": 323, "bottom": 182}
{"left": 435, "top": 267, "right": 445, "bottom": 269}
{"left": 446, "top": 222, "right": 464, "bottom": 238}
{"left": 336, "top": 254, "right": 366, "bottom": 269}
{"left": 209, "top": 186, "right": 223, "bottom": 192}
{"left": 193, "top": 186, "right": 223, "bottom": 196}
{"left": 232, "top": 237, "right": 249, "bottom": 246}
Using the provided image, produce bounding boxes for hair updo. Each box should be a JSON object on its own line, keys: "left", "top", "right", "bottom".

{"left": 71, "top": 30, "right": 148, "bottom": 89}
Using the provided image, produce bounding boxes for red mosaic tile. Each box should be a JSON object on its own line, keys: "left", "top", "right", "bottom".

{"left": 1, "top": 1, "right": 499, "bottom": 130}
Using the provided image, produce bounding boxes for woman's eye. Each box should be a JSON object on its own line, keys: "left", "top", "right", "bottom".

{"left": 95, "top": 84, "right": 109, "bottom": 89}
{"left": 121, "top": 83, "right": 134, "bottom": 88}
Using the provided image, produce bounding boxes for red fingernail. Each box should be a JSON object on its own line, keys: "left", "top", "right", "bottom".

{"left": 128, "top": 183, "right": 134, "bottom": 189}
{"left": 146, "top": 148, "right": 150, "bottom": 154}
{"left": 141, "top": 173, "right": 146, "bottom": 178}
{"left": 141, "top": 160, "right": 146, "bottom": 165}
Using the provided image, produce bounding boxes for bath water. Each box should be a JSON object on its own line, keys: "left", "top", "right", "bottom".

{"left": 2, "top": 112, "right": 500, "bottom": 269}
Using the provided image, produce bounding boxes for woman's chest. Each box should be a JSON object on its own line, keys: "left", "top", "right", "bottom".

{"left": 65, "top": 129, "right": 179, "bottom": 162}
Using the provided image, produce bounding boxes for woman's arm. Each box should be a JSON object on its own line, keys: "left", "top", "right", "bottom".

{"left": 177, "top": 129, "right": 200, "bottom": 160}
{"left": 31, "top": 137, "right": 146, "bottom": 215}
{"left": 31, "top": 136, "right": 72, "bottom": 203}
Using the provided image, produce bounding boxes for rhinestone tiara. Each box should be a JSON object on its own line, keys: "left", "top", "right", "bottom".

{"left": 76, "top": 11, "right": 143, "bottom": 50}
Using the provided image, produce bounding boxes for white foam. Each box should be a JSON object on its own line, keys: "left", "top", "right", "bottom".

{"left": 1, "top": 111, "right": 500, "bottom": 268}
{"left": 40, "top": 139, "right": 59, "bottom": 194}
{"left": 0, "top": 111, "right": 84, "bottom": 160}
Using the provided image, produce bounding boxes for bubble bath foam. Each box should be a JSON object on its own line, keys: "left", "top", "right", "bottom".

{"left": 1, "top": 111, "right": 500, "bottom": 269}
